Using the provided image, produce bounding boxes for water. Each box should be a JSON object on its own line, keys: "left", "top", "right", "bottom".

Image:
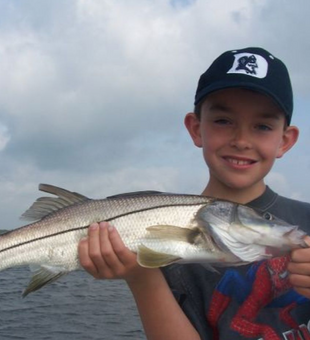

{"left": 0, "top": 268, "right": 146, "bottom": 340}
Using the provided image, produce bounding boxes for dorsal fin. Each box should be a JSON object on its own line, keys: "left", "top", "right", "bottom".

{"left": 38, "top": 184, "right": 89, "bottom": 202}
{"left": 20, "top": 184, "right": 90, "bottom": 222}
{"left": 107, "top": 190, "right": 162, "bottom": 199}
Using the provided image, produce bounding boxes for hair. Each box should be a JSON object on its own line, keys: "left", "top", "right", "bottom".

{"left": 193, "top": 89, "right": 289, "bottom": 128}
{"left": 193, "top": 102, "right": 202, "bottom": 120}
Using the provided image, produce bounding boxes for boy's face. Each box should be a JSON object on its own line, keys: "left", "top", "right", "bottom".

{"left": 185, "top": 88, "right": 299, "bottom": 194}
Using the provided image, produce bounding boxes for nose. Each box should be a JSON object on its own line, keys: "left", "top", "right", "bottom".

{"left": 230, "top": 127, "right": 253, "bottom": 150}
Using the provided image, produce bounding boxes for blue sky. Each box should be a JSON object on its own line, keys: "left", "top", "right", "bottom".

{"left": 0, "top": 0, "right": 309, "bottom": 229}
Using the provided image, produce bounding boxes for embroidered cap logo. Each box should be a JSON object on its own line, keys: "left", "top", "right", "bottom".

{"left": 227, "top": 52, "right": 268, "bottom": 79}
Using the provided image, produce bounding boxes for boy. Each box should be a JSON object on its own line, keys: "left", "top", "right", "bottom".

{"left": 78, "top": 47, "right": 310, "bottom": 340}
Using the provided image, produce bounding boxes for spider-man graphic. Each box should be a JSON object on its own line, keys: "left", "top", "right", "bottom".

{"left": 207, "top": 255, "right": 310, "bottom": 340}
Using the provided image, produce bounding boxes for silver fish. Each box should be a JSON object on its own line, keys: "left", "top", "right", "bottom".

{"left": 0, "top": 184, "right": 306, "bottom": 297}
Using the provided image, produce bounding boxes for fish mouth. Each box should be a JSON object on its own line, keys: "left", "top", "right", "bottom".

{"left": 223, "top": 156, "right": 257, "bottom": 166}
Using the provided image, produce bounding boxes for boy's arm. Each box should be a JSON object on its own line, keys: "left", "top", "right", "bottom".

{"left": 78, "top": 222, "right": 200, "bottom": 340}
{"left": 288, "top": 236, "right": 310, "bottom": 299}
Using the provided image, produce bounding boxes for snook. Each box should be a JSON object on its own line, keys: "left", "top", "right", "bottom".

{"left": 0, "top": 184, "right": 306, "bottom": 296}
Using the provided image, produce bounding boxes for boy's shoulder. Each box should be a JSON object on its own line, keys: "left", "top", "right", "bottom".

{"left": 249, "top": 185, "right": 310, "bottom": 210}
{"left": 275, "top": 194, "right": 310, "bottom": 222}
{"left": 253, "top": 187, "right": 310, "bottom": 232}
{"left": 276, "top": 194, "right": 310, "bottom": 210}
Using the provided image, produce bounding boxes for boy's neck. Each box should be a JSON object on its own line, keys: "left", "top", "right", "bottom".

{"left": 201, "top": 182, "right": 266, "bottom": 204}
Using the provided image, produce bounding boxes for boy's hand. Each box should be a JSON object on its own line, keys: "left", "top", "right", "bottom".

{"left": 288, "top": 236, "right": 310, "bottom": 299}
{"left": 78, "top": 222, "right": 145, "bottom": 282}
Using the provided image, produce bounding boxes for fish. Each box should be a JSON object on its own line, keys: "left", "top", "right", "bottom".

{"left": 0, "top": 184, "right": 307, "bottom": 297}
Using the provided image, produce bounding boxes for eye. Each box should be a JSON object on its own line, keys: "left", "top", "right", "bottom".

{"left": 279, "top": 270, "right": 288, "bottom": 279}
{"left": 256, "top": 124, "right": 272, "bottom": 131}
{"left": 263, "top": 212, "right": 273, "bottom": 220}
{"left": 214, "top": 119, "right": 231, "bottom": 126}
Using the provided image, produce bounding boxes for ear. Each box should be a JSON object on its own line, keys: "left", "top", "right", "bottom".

{"left": 276, "top": 125, "right": 299, "bottom": 158}
{"left": 184, "top": 112, "right": 203, "bottom": 148}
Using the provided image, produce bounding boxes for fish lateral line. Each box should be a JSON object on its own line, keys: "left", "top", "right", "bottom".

{"left": 1, "top": 183, "right": 306, "bottom": 297}
{"left": 103, "top": 202, "right": 209, "bottom": 222}
{"left": 0, "top": 203, "right": 207, "bottom": 254}
{"left": 0, "top": 225, "right": 89, "bottom": 254}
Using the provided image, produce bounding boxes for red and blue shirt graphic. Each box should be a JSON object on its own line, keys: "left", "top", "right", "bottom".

{"left": 207, "top": 256, "right": 310, "bottom": 340}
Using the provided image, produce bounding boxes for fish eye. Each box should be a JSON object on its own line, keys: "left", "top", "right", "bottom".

{"left": 263, "top": 212, "right": 273, "bottom": 220}
{"left": 279, "top": 271, "right": 288, "bottom": 280}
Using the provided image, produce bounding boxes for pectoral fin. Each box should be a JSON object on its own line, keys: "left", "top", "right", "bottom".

{"left": 137, "top": 245, "right": 181, "bottom": 268}
{"left": 146, "top": 225, "right": 201, "bottom": 243}
{"left": 23, "top": 265, "right": 68, "bottom": 297}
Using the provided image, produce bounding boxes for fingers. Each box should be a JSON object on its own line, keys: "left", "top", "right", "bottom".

{"left": 288, "top": 244, "right": 310, "bottom": 299}
{"left": 290, "top": 247, "right": 310, "bottom": 263}
{"left": 89, "top": 223, "right": 110, "bottom": 277}
{"left": 96, "top": 223, "right": 126, "bottom": 277}
{"left": 107, "top": 224, "right": 137, "bottom": 266}
{"left": 78, "top": 224, "right": 102, "bottom": 278}
{"left": 288, "top": 270, "right": 310, "bottom": 299}
{"left": 78, "top": 222, "right": 137, "bottom": 280}
{"left": 304, "top": 235, "right": 310, "bottom": 247}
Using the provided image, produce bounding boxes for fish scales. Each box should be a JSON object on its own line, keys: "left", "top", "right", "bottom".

{"left": 111, "top": 204, "right": 206, "bottom": 251}
{"left": 0, "top": 192, "right": 211, "bottom": 272}
{"left": 0, "top": 184, "right": 306, "bottom": 296}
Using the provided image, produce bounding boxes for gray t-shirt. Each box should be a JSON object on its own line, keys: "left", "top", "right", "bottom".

{"left": 162, "top": 187, "right": 310, "bottom": 340}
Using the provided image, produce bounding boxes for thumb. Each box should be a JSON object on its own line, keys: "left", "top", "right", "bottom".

{"left": 303, "top": 235, "right": 310, "bottom": 247}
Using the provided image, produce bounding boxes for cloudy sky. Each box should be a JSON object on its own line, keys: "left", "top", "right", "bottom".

{"left": 0, "top": 0, "right": 309, "bottom": 229}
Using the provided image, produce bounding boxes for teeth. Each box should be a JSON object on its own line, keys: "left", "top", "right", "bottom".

{"left": 228, "top": 158, "right": 251, "bottom": 165}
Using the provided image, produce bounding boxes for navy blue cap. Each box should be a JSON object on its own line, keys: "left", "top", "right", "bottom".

{"left": 195, "top": 47, "right": 293, "bottom": 125}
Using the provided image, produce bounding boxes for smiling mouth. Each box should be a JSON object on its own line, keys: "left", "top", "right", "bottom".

{"left": 224, "top": 157, "right": 256, "bottom": 166}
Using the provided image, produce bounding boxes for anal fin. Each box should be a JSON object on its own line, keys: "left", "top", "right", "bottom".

{"left": 23, "top": 265, "right": 68, "bottom": 298}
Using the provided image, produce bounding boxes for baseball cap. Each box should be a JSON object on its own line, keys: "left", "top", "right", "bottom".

{"left": 194, "top": 47, "right": 293, "bottom": 125}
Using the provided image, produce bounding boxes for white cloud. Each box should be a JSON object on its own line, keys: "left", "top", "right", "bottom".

{"left": 265, "top": 172, "right": 289, "bottom": 194}
{"left": 0, "top": 0, "right": 310, "bottom": 229}
{"left": 265, "top": 171, "right": 306, "bottom": 202}
{"left": 0, "top": 123, "right": 10, "bottom": 151}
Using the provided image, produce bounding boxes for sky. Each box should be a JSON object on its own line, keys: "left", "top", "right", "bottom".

{"left": 0, "top": 0, "right": 309, "bottom": 229}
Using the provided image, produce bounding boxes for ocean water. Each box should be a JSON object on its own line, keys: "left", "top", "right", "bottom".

{"left": 0, "top": 267, "right": 146, "bottom": 340}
